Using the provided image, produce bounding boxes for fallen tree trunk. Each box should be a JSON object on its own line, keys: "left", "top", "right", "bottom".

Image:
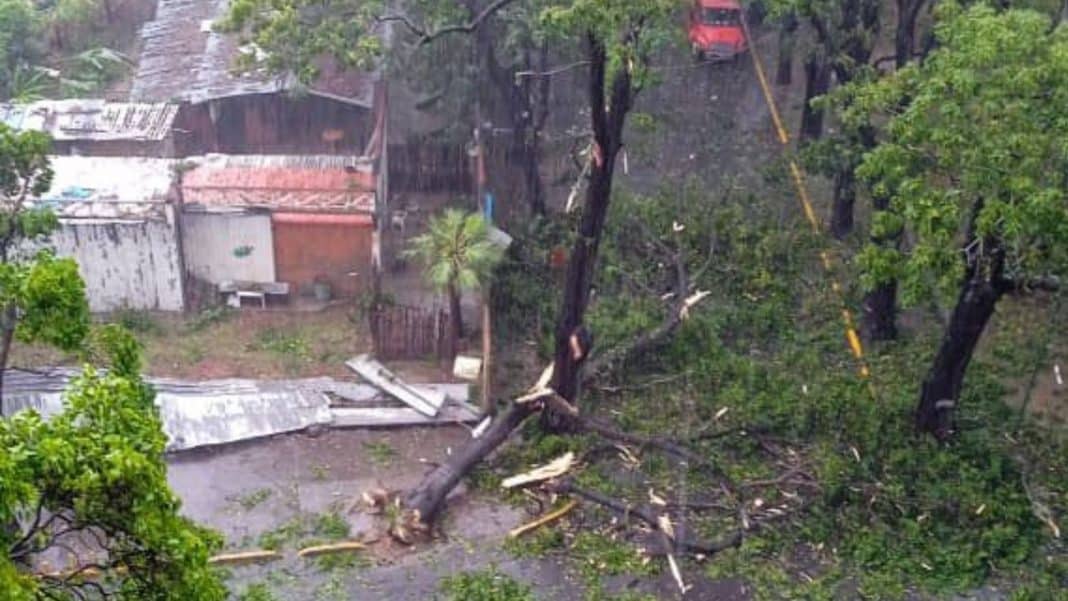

{"left": 404, "top": 403, "right": 536, "bottom": 524}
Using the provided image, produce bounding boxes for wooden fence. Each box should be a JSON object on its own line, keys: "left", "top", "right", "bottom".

{"left": 370, "top": 304, "right": 454, "bottom": 361}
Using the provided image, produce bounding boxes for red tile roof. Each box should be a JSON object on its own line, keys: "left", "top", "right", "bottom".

{"left": 182, "top": 166, "right": 375, "bottom": 212}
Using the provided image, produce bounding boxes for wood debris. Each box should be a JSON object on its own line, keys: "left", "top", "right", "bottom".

{"left": 297, "top": 541, "right": 366, "bottom": 558}
{"left": 502, "top": 452, "right": 576, "bottom": 489}
{"left": 679, "top": 290, "right": 710, "bottom": 320}
{"left": 207, "top": 550, "right": 281, "bottom": 565}
{"left": 508, "top": 500, "right": 579, "bottom": 538}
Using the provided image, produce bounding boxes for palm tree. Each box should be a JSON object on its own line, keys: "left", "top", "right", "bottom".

{"left": 406, "top": 209, "right": 503, "bottom": 353}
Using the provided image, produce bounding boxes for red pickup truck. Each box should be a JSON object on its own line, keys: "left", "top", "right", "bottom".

{"left": 688, "top": 0, "right": 748, "bottom": 62}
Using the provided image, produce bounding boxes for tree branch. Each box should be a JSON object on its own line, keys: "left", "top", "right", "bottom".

{"left": 378, "top": 0, "right": 522, "bottom": 46}
{"left": 550, "top": 479, "right": 743, "bottom": 556}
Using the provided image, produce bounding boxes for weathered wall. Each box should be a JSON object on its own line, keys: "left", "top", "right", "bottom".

{"left": 48, "top": 211, "right": 185, "bottom": 312}
{"left": 272, "top": 212, "right": 373, "bottom": 298}
{"left": 174, "top": 94, "right": 373, "bottom": 156}
{"left": 181, "top": 211, "right": 276, "bottom": 284}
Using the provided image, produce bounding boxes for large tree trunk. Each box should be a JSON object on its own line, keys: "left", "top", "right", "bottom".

{"left": 895, "top": 0, "right": 926, "bottom": 67}
{"left": 775, "top": 13, "right": 798, "bottom": 86}
{"left": 916, "top": 200, "right": 1005, "bottom": 439}
{"left": 915, "top": 273, "right": 1002, "bottom": 439}
{"left": 405, "top": 403, "right": 534, "bottom": 522}
{"left": 799, "top": 53, "right": 831, "bottom": 144}
{"left": 541, "top": 35, "right": 630, "bottom": 433}
{"left": 863, "top": 281, "right": 898, "bottom": 341}
{"left": 403, "top": 33, "right": 632, "bottom": 525}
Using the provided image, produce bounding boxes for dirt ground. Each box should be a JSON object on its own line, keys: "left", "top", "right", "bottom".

{"left": 10, "top": 304, "right": 378, "bottom": 380}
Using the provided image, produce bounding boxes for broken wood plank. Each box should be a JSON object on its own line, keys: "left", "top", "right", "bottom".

{"left": 297, "top": 541, "right": 367, "bottom": 558}
{"left": 346, "top": 354, "right": 445, "bottom": 416}
{"left": 331, "top": 404, "right": 479, "bottom": 428}
{"left": 501, "top": 452, "right": 575, "bottom": 489}
{"left": 508, "top": 500, "right": 578, "bottom": 538}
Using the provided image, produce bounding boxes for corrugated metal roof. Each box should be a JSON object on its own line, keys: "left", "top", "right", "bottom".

{"left": 1, "top": 368, "right": 333, "bottom": 452}
{"left": 0, "top": 100, "right": 178, "bottom": 141}
{"left": 38, "top": 156, "right": 176, "bottom": 219}
{"left": 181, "top": 154, "right": 376, "bottom": 212}
{"left": 131, "top": 0, "right": 377, "bottom": 106}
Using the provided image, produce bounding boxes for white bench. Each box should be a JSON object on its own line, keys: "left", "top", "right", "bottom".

{"left": 218, "top": 281, "right": 290, "bottom": 308}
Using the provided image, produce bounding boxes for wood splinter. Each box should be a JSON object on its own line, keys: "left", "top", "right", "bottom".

{"left": 502, "top": 452, "right": 576, "bottom": 489}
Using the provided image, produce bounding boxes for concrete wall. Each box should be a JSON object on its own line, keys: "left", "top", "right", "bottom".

{"left": 182, "top": 211, "right": 276, "bottom": 284}
{"left": 50, "top": 210, "right": 185, "bottom": 312}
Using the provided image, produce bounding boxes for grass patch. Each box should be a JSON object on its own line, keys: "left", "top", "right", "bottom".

{"left": 439, "top": 567, "right": 535, "bottom": 601}
{"left": 237, "top": 583, "right": 279, "bottom": 601}
{"left": 504, "top": 525, "right": 565, "bottom": 559}
{"left": 248, "top": 328, "right": 311, "bottom": 361}
{"left": 362, "top": 441, "right": 397, "bottom": 467}
{"left": 186, "top": 306, "right": 234, "bottom": 333}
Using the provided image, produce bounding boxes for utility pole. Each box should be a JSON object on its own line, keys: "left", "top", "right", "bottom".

{"left": 470, "top": 25, "right": 494, "bottom": 416}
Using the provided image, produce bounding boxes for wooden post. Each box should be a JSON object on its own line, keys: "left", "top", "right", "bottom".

{"left": 482, "top": 290, "right": 493, "bottom": 414}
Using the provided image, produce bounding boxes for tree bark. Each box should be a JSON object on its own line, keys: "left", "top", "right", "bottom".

{"left": 894, "top": 0, "right": 926, "bottom": 68}
{"left": 916, "top": 199, "right": 1005, "bottom": 439}
{"left": 915, "top": 272, "right": 1003, "bottom": 439}
{"left": 775, "top": 13, "right": 798, "bottom": 86}
{"left": 403, "top": 33, "right": 633, "bottom": 525}
{"left": 826, "top": 0, "right": 879, "bottom": 241}
{"left": 542, "top": 33, "right": 630, "bottom": 433}
{"left": 405, "top": 402, "right": 535, "bottom": 523}
{"left": 799, "top": 53, "right": 831, "bottom": 144}
{"left": 830, "top": 168, "right": 856, "bottom": 239}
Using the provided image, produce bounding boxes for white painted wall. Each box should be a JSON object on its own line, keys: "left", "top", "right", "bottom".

{"left": 48, "top": 208, "right": 185, "bottom": 312}
{"left": 181, "top": 211, "right": 276, "bottom": 284}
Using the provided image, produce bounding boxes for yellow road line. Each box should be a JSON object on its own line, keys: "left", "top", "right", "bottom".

{"left": 740, "top": 16, "right": 876, "bottom": 391}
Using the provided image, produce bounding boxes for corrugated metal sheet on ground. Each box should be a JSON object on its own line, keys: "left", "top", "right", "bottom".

{"left": 1, "top": 370, "right": 474, "bottom": 451}
{"left": 2, "top": 369, "right": 331, "bottom": 452}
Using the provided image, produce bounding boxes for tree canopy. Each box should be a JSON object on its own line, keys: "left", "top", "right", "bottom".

{"left": 0, "top": 125, "right": 89, "bottom": 408}
{"left": 0, "top": 367, "right": 227, "bottom": 600}
{"left": 847, "top": 3, "right": 1068, "bottom": 303}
